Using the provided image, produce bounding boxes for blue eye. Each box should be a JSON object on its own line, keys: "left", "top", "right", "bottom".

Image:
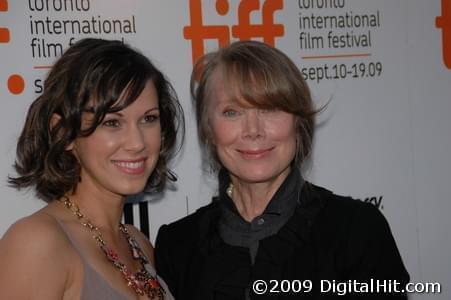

{"left": 223, "top": 109, "right": 240, "bottom": 118}
{"left": 102, "top": 119, "right": 120, "bottom": 127}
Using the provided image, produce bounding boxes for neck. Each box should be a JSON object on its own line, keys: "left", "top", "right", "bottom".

{"left": 65, "top": 182, "right": 126, "bottom": 234}
{"left": 229, "top": 168, "right": 290, "bottom": 222}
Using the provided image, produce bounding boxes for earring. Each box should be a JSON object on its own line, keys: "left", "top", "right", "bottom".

{"left": 226, "top": 183, "right": 234, "bottom": 199}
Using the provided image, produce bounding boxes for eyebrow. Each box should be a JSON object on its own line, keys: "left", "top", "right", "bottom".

{"left": 108, "top": 107, "right": 159, "bottom": 117}
{"left": 83, "top": 107, "right": 159, "bottom": 116}
{"left": 218, "top": 97, "right": 254, "bottom": 109}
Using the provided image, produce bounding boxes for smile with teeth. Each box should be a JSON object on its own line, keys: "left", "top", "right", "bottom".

{"left": 112, "top": 159, "right": 146, "bottom": 174}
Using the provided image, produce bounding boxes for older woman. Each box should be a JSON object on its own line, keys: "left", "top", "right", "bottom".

{"left": 0, "top": 38, "right": 183, "bottom": 299}
{"left": 155, "top": 41, "right": 409, "bottom": 299}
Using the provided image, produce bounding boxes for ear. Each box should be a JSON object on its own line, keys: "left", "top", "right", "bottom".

{"left": 66, "top": 140, "right": 75, "bottom": 151}
{"left": 49, "top": 113, "right": 61, "bottom": 130}
{"left": 50, "top": 113, "right": 74, "bottom": 151}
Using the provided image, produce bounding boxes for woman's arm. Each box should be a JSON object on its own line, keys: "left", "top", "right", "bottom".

{"left": 0, "top": 216, "right": 72, "bottom": 299}
{"left": 342, "top": 203, "right": 410, "bottom": 299}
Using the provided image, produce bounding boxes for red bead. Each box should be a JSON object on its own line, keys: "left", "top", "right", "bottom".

{"left": 149, "top": 278, "right": 161, "bottom": 289}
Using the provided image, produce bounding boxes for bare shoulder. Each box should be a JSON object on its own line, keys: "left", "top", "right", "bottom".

{"left": 2, "top": 211, "right": 60, "bottom": 241}
{"left": 124, "top": 224, "right": 155, "bottom": 264}
{"left": 0, "top": 212, "right": 69, "bottom": 257}
{"left": 0, "top": 212, "right": 74, "bottom": 299}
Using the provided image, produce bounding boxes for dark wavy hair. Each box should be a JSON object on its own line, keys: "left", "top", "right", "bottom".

{"left": 191, "top": 40, "right": 316, "bottom": 169}
{"left": 9, "top": 38, "right": 184, "bottom": 202}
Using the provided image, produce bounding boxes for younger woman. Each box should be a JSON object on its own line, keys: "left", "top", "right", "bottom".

{"left": 0, "top": 38, "right": 183, "bottom": 299}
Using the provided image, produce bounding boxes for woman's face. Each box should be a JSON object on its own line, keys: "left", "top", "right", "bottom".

{"left": 208, "top": 71, "right": 297, "bottom": 186}
{"left": 70, "top": 81, "right": 161, "bottom": 197}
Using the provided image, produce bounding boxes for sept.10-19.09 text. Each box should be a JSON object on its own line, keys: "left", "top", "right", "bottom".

{"left": 301, "top": 61, "right": 383, "bottom": 83}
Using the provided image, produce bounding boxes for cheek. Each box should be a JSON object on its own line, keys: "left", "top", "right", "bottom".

{"left": 145, "top": 129, "right": 161, "bottom": 150}
{"left": 278, "top": 125, "right": 297, "bottom": 142}
{"left": 267, "top": 119, "right": 297, "bottom": 147}
{"left": 210, "top": 119, "right": 239, "bottom": 147}
{"left": 74, "top": 133, "right": 118, "bottom": 161}
{"left": 94, "top": 134, "right": 120, "bottom": 153}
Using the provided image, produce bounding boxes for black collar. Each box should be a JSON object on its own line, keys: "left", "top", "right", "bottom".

{"left": 196, "top": 177, "right": 331, "bottom": 256}
{"left": 217, "top": 167, "right": 304, "bottom": 251}
{"left": 191, "top": 180, "right": 332, "bottom": 298}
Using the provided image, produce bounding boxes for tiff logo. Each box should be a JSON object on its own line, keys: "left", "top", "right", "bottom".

{"left": 184, "top": 0, "right": 284, "bottom": 64}
{"left": 436, "top": 0, "right": 451, "bottom": 69}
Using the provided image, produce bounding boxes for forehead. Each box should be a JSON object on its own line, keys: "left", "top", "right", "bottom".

{"left": 207, "top": 78, "right": 250, "bottom": 110}
{"left": 136, "top": 80, "right": 159, "bottom": 104}
{"left": 206, "top": 67, "right": 274, "bottom": 109}
{"left": 85, "top": 80, "right": 158, "bottom": 114}
{"left": 119, "top": 80, "right": 159, "bottom": 112}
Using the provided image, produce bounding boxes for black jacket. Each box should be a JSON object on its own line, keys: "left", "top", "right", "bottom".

{"left": 155, "top": 184, "right": 409, "bottom": 299}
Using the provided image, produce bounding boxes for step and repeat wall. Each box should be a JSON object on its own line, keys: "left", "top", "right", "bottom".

{"left": 1, "top": 0, "right": 450, "bottom": 298}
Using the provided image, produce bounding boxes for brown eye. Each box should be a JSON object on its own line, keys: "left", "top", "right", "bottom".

{"left": 102, "top": 119, "right": 120, "bottom": 128}
{"left": 143, "top": 114, "right": 159, "bottom": 123}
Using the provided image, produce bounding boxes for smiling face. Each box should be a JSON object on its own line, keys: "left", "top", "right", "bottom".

{"left": 70, "top": 81, "right": 161, "bottom": 197}
{"left": 207, "top": 70, "right": 297, "bottom": 186}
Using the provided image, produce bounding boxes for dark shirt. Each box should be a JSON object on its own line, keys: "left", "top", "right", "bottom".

{"left": 218, "top": 167, "right": 304, "bottom": 264}
{"left": 155, "top": 172, "right": 410, "bottom": 299}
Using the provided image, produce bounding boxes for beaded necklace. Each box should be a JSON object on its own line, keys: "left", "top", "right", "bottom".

{"left": 59, "top": 196, "right": 165, "bottom": 299}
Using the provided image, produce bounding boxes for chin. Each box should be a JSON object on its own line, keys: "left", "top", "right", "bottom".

{"left": 230, "top": 164, "right": 291, "bottom": 184}
{"left": 233, "top": 170, "right": 276, "bottom": 184}
{"left": 113, "top": 183, "right": 148, "bottom": 196}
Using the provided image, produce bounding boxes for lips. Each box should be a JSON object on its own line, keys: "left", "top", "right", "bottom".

{"left": 237, "top": 147, "right": 274, "bottom": 159}
{"left": 112, "top": 158, "right": 147, "bottom": 175}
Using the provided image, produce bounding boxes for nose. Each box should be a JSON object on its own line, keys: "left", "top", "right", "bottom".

{"left": 243, "top": 109, "right": 263, "bottom": 140}
{"left": 124, "top": 124, "right": 146, "bottom": 152}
